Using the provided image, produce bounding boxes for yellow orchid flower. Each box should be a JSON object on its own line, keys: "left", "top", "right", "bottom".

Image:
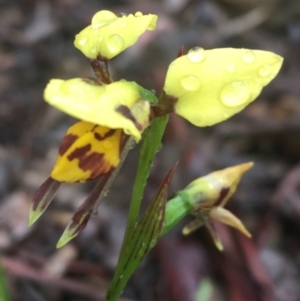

{"left": 182, "top": 162, "right": 253, "bottom": 250}
{"left": 160, "top": 48, "right": 283, "bottom": 126}
{"left": 74, "top": 10, "right": 157, "bottom": 60}
{"left": 29, "top": 120, "right": 124, "bottom": 225}
{"left": 44, "top": 78, "right": 157, "bottom": 142}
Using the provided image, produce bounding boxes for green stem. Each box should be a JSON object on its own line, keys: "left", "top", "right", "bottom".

{"left": 160, "top": 190, "right": 206, "bottom": 237}
{"left": 105, "top": 115, "right": 169, "bottom": 301}
{"left": 123, "top": 115, "right": 169, "bottom": 245}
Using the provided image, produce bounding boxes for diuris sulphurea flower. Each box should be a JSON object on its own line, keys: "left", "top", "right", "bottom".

{"left": 74, "top": 10, "right": 157, "bottom": 60}
{"left": 155, "top": 47, "right": 283, "bottom": 126}
{"left": 29, "top": 9, "right": 283, "bottom": 249}
{"left": 29, "top": 121, "right": 124, "bottom": 226}
{"left": 44, "top": 79, "right": 157, "bottom": 142}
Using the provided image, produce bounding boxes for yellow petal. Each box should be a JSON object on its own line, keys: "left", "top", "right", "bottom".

{"left": 51, "top": 121, "right": 123, "bottom": 183}
{"left": 163, "top": 48, "right": 283, "bottom": 126}
{"left": 210, "top": 207, "right": 251, "bottom": 238}
{"left": 44, "top": 79, "right": 153, "bottom": 141}
{"left": 74, "top": 10, "right": 158, "bottom": 59}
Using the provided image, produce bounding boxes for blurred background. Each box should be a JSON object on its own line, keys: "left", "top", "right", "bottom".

{"left": 1, "top": 0, "right": 300, "bottom": 300}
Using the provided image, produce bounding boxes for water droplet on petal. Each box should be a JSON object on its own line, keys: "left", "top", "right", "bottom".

{"left": 92, "top": 10, "right": 117, "bottom": 25}
{"left": 180, "top": 75, "right": 201, "bottom": 91}
{"left": 135, "top": 12, "right": 143, "bottom": 17}
{"left": 118, "top": 12, "right": 127, "bottom": 17}
{"left": 91, "top": 22, "right": 106, "bottom": 29}
{"left": 92, "top": 28, "right": 99, "bottom": 35}
{"left": 220, "top": 81, "right": 250, "bottom": 107}
{"left": 107, "top": 34, "right": 124, "bottom": 53}
{"left": 226, "top": 63, "right": 236, "bottom": 73}
{"left": 78, "top": 36, "right": 88, "bottom": 46}
{"left": 73, "top": 103, "right": 93, "bottom": 114}
{"left": 98, "top": 36, "right": 103, "bottom": 42}
{"left": 258, "top": 64, "right": 272, "bottom": 77}
{"left": 243, "top": 50, "right": 255, "bottom": 63}
{"left": 103, "top": 141, "right": 113, "bottom": 149}
{"left": 120, "top": 21, "right": 127, "bottom": 27}
{"left": 187, "top": 47, "right": 205, "bottom": 63}
{"left": 91, "top": 46, "right": 97, "bottom": 54}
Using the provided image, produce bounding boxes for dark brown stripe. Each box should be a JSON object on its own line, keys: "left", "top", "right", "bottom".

{"left": 215, "top": 187, "right": 230, "bottom": 207}
{"left": 93, "top": 129, "right": 116, "bottom": 141}
{"left": 116, "top": 105, "right": 143, "bottom": 131}
{"left": 67, "top": 144, "right": 91, "bottom": 161}
{"left": 59, "top": 134, "right": 78, "bottom": 156}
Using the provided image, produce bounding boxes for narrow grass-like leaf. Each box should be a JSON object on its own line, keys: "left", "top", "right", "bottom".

{"left": 125, "top": 114, "right": 169, "bottom": 240}
{"left": 105, "top": 162, "right": 177, "bottom": 301}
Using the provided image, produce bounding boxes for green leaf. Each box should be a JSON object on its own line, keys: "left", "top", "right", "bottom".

{"left": 105, "top": 161, "right": 177, "bottom": 301}
{"left": 124, "top": 114, "right": 169, "bottom": 244}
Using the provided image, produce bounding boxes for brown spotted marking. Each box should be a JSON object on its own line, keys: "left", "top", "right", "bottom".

{"left": 69, "top": 208, "right": 93, "bottom": 234}
{"left": 93, "top": 129, "right": 116, "bottom": 141}
{"left": 79, "top": 152, "right": 112, "bottom": 179}
{"left": 67, "top": 144, "right": 113, "bottom": 180}
{"left": 214, "top": 187, "right": 230, "bottom": 207}
{"left": 67, "top": 144, "right": 91, "bottom": 161}
{"left": 59, "top": 134, "right": 78, "bottom": 156}
{"left": 116, "top": 105, "right": 143, "bottom": 131}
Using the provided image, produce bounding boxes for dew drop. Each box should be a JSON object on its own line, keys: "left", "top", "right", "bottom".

{"left": 220, "top": 81, "right": 250, "bottom": 107}
{"left": 135, "top": 12, "right": 143, "bottom": 17}
{"left": 243, "top": 50, "right": 255, "bottom": 63}
{"left": 78, "top": 36, "right": 88, "bottom": 46}
{"left": 107, "top": 34, "right": 124, "bottom": 53}
{"left": 92, "top": 28, "right": 99, "bottom": 35}
{"left": 92, "top": 10, "right": 117, "bottom": 25}
{"left": 117, "top": 12, "right": 127, "bottom": 17}
{"left": 180, "top": 75, "right": 201, "bottom": 91}
{"left": 150, "top": 239, "right": 156, "bottom": 248}
{"left": 98, "top": 36, "right": 103, "bottom": 42}
{"left": 73, "top": 102, "right": 93, "bottom": 114}
{"left": 187, "top": 47, "right": 205, "bottom": 63}
{"left": 92, "top": 208, "right": 98, "bottom": 217}
{"left": 103, "top": 141, "right": 113, "bottom": 149}
{"left": 91, "top": 46, "right": 97, "bottom": 54}
{"left": 120, "top": 21, "right": 127, "bottom": 27}
{"left": 226, "top": 63, "right": 236, "bottom": 73}
{"left": 258, "top": 64, "right": 272, "bottom": 77}
{"left": 119, "top": 275, "right": 124, "bottom": 280}
{"left": 91, "top": 22, "right": 106, "bottom": 29}
{"left": 150, "top": 89, "right": 156, "bottom": 95}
